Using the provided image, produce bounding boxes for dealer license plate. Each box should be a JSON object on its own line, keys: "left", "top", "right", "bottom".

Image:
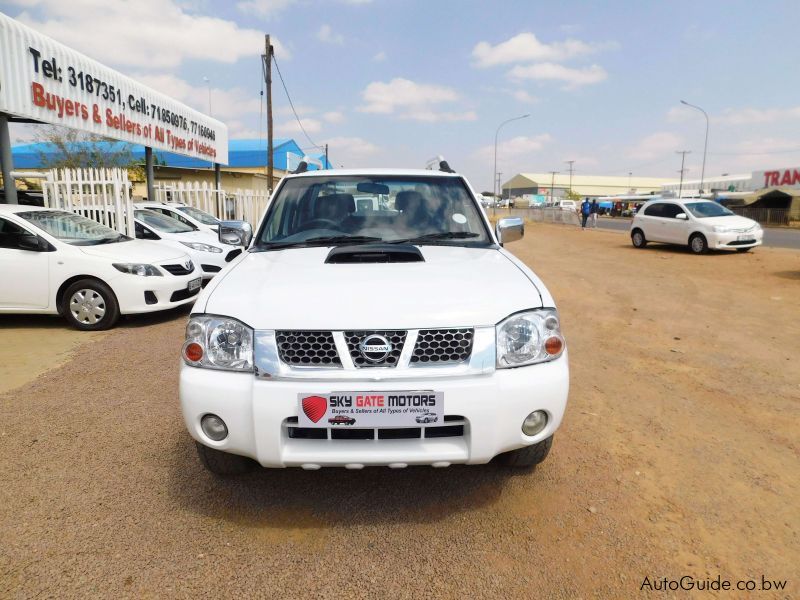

{"left": 737, "top": 235, "right": 751, "bottom": 241}
{"left": 188, "top": 277, "right": 202, "bottom": 291}
{"left": 297, "top": 391, "right": 444, "bottom": 428}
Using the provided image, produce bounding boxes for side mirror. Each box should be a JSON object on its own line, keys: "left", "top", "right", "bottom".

{"left": 496, "top": 217, "right": 524, "bottom": 244}
{"left": 17, "top": 233, "right": 45, "bottom": 252}
{"left": 219, "top": 220, "right": 253, "bottom": 247}
{"left": 676, "top": 212, "right": 688, "bottom": 220}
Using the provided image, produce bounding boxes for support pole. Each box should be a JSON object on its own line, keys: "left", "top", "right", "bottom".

{"left": 265, "top": 35, "right": 274, "bottom": 191}
{"left": 145, "top": 146, "right": 155, "bottom": 202}
{"left": 0, "top": 113, "right": 17, "bottom": 204}
{"left": 214, "top": 162, "right": 221, "bottom": 189}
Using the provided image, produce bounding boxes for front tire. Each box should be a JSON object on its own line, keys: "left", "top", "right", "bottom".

{"left": 61, "top": 279, "right": 120, "bottom": 330}
{"left": 498, "top": 435, "right": 553, "bottom": 468}
{"left": 631, "top": 229, "right": 647, "bottom": 248}
{"left": 195, "top": 442, "right": 255, "bottom": 476}
{"left": 689, "top": 233, "right": 708, "bottom": 254}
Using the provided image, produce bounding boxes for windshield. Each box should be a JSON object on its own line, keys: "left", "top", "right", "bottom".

{"left": 176, "top": 205, "right": 219, "bottom": 225}
{"left": 256, "top": 175, "right": 491, "bottom": 249}
{"left": 18, "top": 210, "right": 126, "bottom": 245}
{"left": 135, "top": 209, "right": 195, "bottom": 233}
{"left": 684, "top": 202, "right": 735, "bottom": 218}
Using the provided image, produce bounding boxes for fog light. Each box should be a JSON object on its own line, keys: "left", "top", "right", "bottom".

{"left": 522, "top": 410, "right": 547, "bottom": 436}
{"left": 201, "top": 414, "right": 228, "bottom": 441}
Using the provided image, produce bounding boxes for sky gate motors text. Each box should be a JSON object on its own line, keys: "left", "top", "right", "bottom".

{"left": 329, "top": 394, "right": 438, "bottom": 408}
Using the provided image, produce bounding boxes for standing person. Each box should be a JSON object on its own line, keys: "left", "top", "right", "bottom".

{"left": 590, "top": 199, "right": 599, "bottom": 228}
{"left": 580, "top": 197, "right": 591, "bottom": 229}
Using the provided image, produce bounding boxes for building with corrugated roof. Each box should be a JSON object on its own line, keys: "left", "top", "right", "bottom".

{"left": 502, "top": 172, "right": 675, "bottom": 200}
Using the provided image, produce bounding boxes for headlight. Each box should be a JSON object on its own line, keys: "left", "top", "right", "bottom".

{"left": 180, "top": 241, "right": 223, "bottom": 253}
{"left": 182, "top": 315, "right": 254, "bottom": 371}
{"left": 496, "top": 309, "right": 565, "bottom": 368}
{"left": 112, "top": 263, "right": 162, "bottom": 276}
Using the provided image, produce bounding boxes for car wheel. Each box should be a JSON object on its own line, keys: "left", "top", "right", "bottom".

{"left": 736, "top": 247, "right": 752, "bottom": 253}
{"left": 631, "top": 229, "right": 647, "bottom": 248}
{"left": 61, "top": 279, "right": 120, "bottom": 330}
{"left": 689, "top": 233, "right": 708, "bottom": 254}
{"left": 195, "top": 442, "right": 254, "bottom": 476}
{"left": 498, "top": 435, "right": 553, "bottom": 468}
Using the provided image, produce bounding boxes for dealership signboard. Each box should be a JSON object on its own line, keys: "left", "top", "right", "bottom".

{"left": 752, "top": 167, "right": 800, "bottom": 189}
{"left": 0, "top": 12, "right": 228, "bottom": 164}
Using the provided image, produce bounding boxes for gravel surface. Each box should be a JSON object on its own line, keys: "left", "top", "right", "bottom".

{"left": 1, "top": 225, "right": 798, "bottom": 598}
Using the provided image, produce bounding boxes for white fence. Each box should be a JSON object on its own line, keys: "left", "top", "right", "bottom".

{"left": 154, "top": 181, "right": 269, "bottom": 229}
{"left": 42, "top": 168, "right": 135, "bottom": 236}
{"left": 495, "top": 206, "right": 581, "bottom": 226}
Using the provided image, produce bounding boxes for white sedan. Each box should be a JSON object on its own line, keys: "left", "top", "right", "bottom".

{"left": 133, "top": 209, "right": 242, "bottom": 281}
{"left": 0, "top": 205, "right": 202, "bottom": 330}
{"left": 630, "top": 199, "right": 763, "bottom": 254}
{"left": 134, "top": 202, "right": 220, "bottom": 235}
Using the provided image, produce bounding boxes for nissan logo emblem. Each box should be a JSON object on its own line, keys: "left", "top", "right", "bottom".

{"left": 359, "top": 334, "right": 392, "bottom": 363}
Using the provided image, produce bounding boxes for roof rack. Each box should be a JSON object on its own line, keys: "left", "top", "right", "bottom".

{"left": 425, "top": 155, "right": 456, "bottom": 174}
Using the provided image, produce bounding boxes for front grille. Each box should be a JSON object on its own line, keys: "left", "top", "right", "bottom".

{"left": 728, "top": 239, "right": 756, "bottom": 246}
{"left": 286, "top": 417, "right": 465, "bottom": 441}
{"left": 162, "top": 261, "right": 195, "bottom": 276}
{"left": 411, "top": 328, "right": 474, "bottom": 364}
{"left": 225, "top": 248, "right": 243, "bottom": 263}
{"left": 345, "top": 330, "right": 407, "bottom": 367}
{"left": 276, "top": 331, "right": 341, "bottom": 366}
{"left": 169, "top": 287, "right": 200, "bottom": 302}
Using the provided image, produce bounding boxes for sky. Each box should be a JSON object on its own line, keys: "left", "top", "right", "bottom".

{"left": 3, "top": 0, "right": 800, "bottom": 192}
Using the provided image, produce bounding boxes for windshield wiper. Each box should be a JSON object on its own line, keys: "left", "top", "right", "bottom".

{"left": 255, "top": 235, "right": 383, "bottom": 251}
{"left": 387, "top": 232, "right": 480, "bottom": 244}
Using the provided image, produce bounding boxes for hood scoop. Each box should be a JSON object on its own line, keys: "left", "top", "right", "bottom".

{"left": 325, "top": 244, "right": 424, "bottom": 264}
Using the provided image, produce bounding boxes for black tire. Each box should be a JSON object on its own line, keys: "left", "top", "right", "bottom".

{"left": 498, "top": 435, "right": 553, "bottom": 468}
{"left": 689, "top": 233, "right": 708, "bottom": 254}
{"left": 736, "top": 247, "right": 752, "bottom": 253}
{"left": 195, "top": 441, "right": 255, "bottom": 476}
{"left": 61, "top": 278, "right": 120, "bottom": 330}
{"left": 631, "top": 229, "right": 647, "bottom": 248}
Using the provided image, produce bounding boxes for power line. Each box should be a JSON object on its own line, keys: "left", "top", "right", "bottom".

{"left": 270, "top": 54, "right": 320, "bottom": 149}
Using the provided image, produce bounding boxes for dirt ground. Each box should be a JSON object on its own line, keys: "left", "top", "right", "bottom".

{"left": 1, "top": 225, "right": 798, "bottom": 598}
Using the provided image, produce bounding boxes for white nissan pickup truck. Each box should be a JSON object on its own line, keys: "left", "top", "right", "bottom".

{"left": 179, "top": 168, "right": 569, "bottom": 474}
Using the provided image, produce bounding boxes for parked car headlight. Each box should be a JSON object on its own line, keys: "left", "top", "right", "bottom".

{"left": 496, "top": 309, "right": 565, "bottom": 368}
{"left": 112, "top": 263, "right": 162, "bottom": 276}
{"left": 180, "top": 241, "right": 223, "bottom": 253}
{"left": 713, "top": 225, "right": 735, "bottom": 233}
{"left": 182, "top": 315, "right": 254, "bottom": 371}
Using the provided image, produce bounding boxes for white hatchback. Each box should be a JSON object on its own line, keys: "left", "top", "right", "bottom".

{"left": 630, "top": 199, "right": 763, "bottom": 254}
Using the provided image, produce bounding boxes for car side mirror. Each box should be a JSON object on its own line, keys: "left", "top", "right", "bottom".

{"left": 17, "top": 233, "right": 46, "bottom": 252}
{"left": 676, "top": 213, "right": 688, "bottom": 220}
{"left": 496, "top": 217, "right": 524, "bottom": 244}
{"left": 219, "top": 220, "right": 253, "bottom": 247}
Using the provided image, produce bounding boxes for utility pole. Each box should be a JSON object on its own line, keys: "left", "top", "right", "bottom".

{"left": 325, "top": 143, "right": 329, "bottom": 169}
{"left": 549, "top": 171, "right": 559, "bottom": 204}
{"left": 264, "top": 35, "right": 274, "bottom": 192}
{"left": 676, "top": 150, "right": 691, "bottom": 198}
{"left": 565, "top": 160, "right": 575, "bottom": 195}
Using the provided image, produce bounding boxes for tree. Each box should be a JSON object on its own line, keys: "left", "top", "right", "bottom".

{"left": 34, "top": 125, "right": 136, "bottom": 170}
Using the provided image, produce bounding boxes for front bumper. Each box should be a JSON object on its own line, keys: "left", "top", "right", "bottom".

{"left": 708, "top": 229, "right": 763, "bottom": 249}
{"left": 112, "top": 271, "right": 200, "bottom": 314}
{"left": 180, "top": 352, "right": 570, "bottom": 468}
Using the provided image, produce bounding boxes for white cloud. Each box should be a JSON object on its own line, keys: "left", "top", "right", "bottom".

{"left": 373, "top": 51, "right": 387, "bottom": 62}
{"left": 322, "top": 111, "right": 345, "bottom": 124}
{"left": 341, "top": 0, "right": 373, "bottom": 4}
{"left": 12, "top": 0, "right": 289, "bottom": 70}
{"left": 512, "top": 90, "right": 538, "bottom": 104}
{"left": 359, "top": 78, "right": 473, "bottom": 121}
{"left": 235, "top": 0, "right": 297, "bottom": 18}
{"left": 508, "top": 63, "right": 607, "bottom": 89}
{"left": 475, "top": 134, "right": 553, "bottom": 162}
{"left": 472, "top": 32, "right": 612, "bottom": 68}
{"left": 628, "top": 132, "right": 684, "bottom": 160}
{"left": 666, "top": 105, "right": 697, "bottom": 122}
{"left": 322, "top": 136, "right": 381, "bottom": 168}
{"left": 132, "top": 74, "right": 261, "bottom": 121}
{"left": 275, "top": 104, "right": 316, "bottom": 118}
{"left": 317, "top": 24, "right": 344, "bottom": 45}
{"left": 717, "top": 106, "right": 800, "bottom": 125}
{"left": 275, "top": 117, "right": 323, "bottom": 135}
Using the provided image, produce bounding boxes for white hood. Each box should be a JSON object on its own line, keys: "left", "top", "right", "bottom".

{"left": 200, "top": 246, "right": 545, "bottom": 329}
{"left": 698, "top": 215, "right": 758, "bottom": 230}
{"left": 79, "top": 239, "right": 188, "bottom": 262}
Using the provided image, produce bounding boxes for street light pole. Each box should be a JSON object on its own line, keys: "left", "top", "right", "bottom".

{"left": 493, "top": 113, "right": 530, "bottom": 204}
{"left": 549, "top": 170, "right": 559, "bottom": 204}
{"left": 676, "top": 150, "right": 691, "bottom": 198}
{"left": 680, "top": 100, "right": 709, "bottom": 195}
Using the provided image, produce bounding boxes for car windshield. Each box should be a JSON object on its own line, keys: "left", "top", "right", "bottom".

{"left": 256, "top": 175, "right": 491, "bottom": 248}
{"left": 684, "top": 202, "right": 735, "bottom": 218}
{"left": 135, "top": 209, "right": 195, "bottom": 233}
{"left": 17, "top": 210, "right": 127, "bottom": 245}
{"left": 176, "top": 205, "right": 219, "bottom": 225}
